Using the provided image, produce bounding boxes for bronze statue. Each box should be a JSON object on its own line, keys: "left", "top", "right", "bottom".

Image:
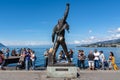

{"left": 52, "top": 3, "right": 71, "bottom": 64}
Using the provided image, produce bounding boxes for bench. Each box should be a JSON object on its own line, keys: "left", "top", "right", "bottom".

{"left": 4, "top": 56, "right": 20, "bottom": 66}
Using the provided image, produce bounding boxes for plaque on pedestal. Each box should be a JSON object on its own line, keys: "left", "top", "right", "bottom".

{"left": 47, "top": 63, "right": 77, "bottom": 78}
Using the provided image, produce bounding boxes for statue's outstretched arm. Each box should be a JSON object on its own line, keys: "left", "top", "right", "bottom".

{"left": 62, "top": 3, "right": 70, "bottom": 22}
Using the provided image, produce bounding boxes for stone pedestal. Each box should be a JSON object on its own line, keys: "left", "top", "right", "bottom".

{"left": 47, "top": 63, "right": 77, "bottom": 78}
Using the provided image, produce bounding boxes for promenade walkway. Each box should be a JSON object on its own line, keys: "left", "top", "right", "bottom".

{"left": 0, "top": 69, "right": 120, "bottom": 80}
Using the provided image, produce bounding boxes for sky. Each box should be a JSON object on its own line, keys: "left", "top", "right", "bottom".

{"left": 0, "top": 0, "right": 120, "bottom": 46}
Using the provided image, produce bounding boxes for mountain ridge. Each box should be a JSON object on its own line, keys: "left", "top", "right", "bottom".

{"left": 80, "top": 38, "right": 120, "bottom": 47}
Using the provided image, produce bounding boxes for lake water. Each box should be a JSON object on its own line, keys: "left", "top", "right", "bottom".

{"left": 1, "top": 45, "right": 120, "bottom": 67}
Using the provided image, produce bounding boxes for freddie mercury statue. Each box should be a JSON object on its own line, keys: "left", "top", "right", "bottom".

{"left": 52, "top": 3, "right": 71, "bottom": 64}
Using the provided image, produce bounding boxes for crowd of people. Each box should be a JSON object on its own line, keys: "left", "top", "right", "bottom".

{"left": 44, "top": 48, "right": 119, "bottom": 70}
{"left": 78, "top": 49, "right": 119, "bottom": 70}
{"left": 44, "top": 48, "right": 119, "bottom": 71}
{"left": 0, "top": 48, "right": 36, "bottom": 70}
{"left": 0, "top": 47, "right": 119, "bottom": 71}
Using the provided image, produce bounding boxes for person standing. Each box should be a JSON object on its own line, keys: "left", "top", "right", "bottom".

{"left": 58, "top": 50, "right": 66, "bottom": 61}
{"left": 0, "top": 50, "right": 6, "bottom": 70}
{"left": 77, "top": 50, "right": 81, "bottom": 68}
{"left": 25, "top": 48, "right": 31, "bottom": 70}
{"left": 109, "top": 52, "right": 118, "bottom": 70}
{"left": 1, "top": 48, "right": 5, "bottom": 54}
{"left": 108, "top": 53, "right": 112, "bottom": 70}
{"left": 99, "top": 51, "right": 105, "bottom": 70}
{"left": 81, "top": 50, "right": 86, "bottom": 69}
{"left": 30, "top": 50, "right": 36, "bottom": 70}
{"left": 44, "top": 49, "right": 49, "bottom": 67}
{"left": 69, "top": 49, "right": 74, "bottom": 62}
{"left": 93, "top": 49, "right": 100, "bottom": 69}
{"left": 11, "top": 49, "right": 17, "bottom": 56}
{"left": 16, "top": 48, "right": 20, "bottom": 56}
{"left": 88, "top": 51, "right": 95, "bottom": 70}
{"left": 78, "top": 50, "right": 86, "bottom": 69}
{"left": 5, "top": 48, "right": 10, "bottom": 58}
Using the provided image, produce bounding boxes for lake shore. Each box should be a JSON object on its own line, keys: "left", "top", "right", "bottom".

{"left": 0, "top": 68, "right": 120, "bottom": 80}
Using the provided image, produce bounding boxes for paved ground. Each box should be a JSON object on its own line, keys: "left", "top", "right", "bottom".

{"left": 0, "top": 70, "right": 120, "bottom": 80}
{"left": 78, "top": 70, "right": 120, "bottom": 80}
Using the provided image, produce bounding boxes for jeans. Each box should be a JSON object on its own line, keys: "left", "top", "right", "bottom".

{"left": 25, "top": 60, "right": 30, "bottom": 70}
{"left": 77, "top": 60, "right": 85, "bottom": 69}
{"left": 101, "top": 61, "right": 104, "bottom": 69}
{"left": 80, "top": 60, "right": 85, "bottom": 69}
{"left": 32, "top": 60, "right": 35, "bottom": 70}
{"left": 94, "top": 60, "right": 100, "bottom": 69}
{"left": 109, "top": 62, "right": 112, "bottom": 69}
{"left": 77, "top": 60, "right": 80, "bottom": 67}
{"left": 0, "top": 60, "right": 5, "bottom": 68}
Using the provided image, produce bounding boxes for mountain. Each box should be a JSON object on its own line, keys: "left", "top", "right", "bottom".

{"left": 80, "top": 38, "right": 120, "bottom": 47}
{"left": 0, "top": 43, "right": 6, "bottom": 47}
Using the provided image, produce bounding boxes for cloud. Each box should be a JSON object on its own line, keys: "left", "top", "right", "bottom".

{"left": 108, "top": 27, "right": 120, "bottom": 33}
{"left": 80, "top": 36, "right": 107, "bottom": 44}
{"left": 74, "top": 40, "right": 80, "bottom": 44}
{"left": 90, "top": 36, "right": 95, "bottom": 40}
{"left": 73, "top": 27, "right": 120, "bottom": 45}
{"left": 115, "top": 34, "right": 120, "bottom": 38}
{"left": 116, "top": 28, "right": 120, "bottom": 33}
{"left": 110, "top": 34, "right": 120, "bottom": 39}
{"left": 1, "top": 41, "right": 51, "bottom": 46}
{"left": 73, "top": 36, "right": 97, "bottom": 45}
{"left": 108, "top": 27, "right": 120, "bottom": 39}
{"left": 81, "top": 40, "right": 91, "bottom": 44}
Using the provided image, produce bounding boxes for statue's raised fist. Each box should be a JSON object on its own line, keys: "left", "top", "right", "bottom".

{"left": 66, "top": 3, "right": 70, "bottom": 6}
